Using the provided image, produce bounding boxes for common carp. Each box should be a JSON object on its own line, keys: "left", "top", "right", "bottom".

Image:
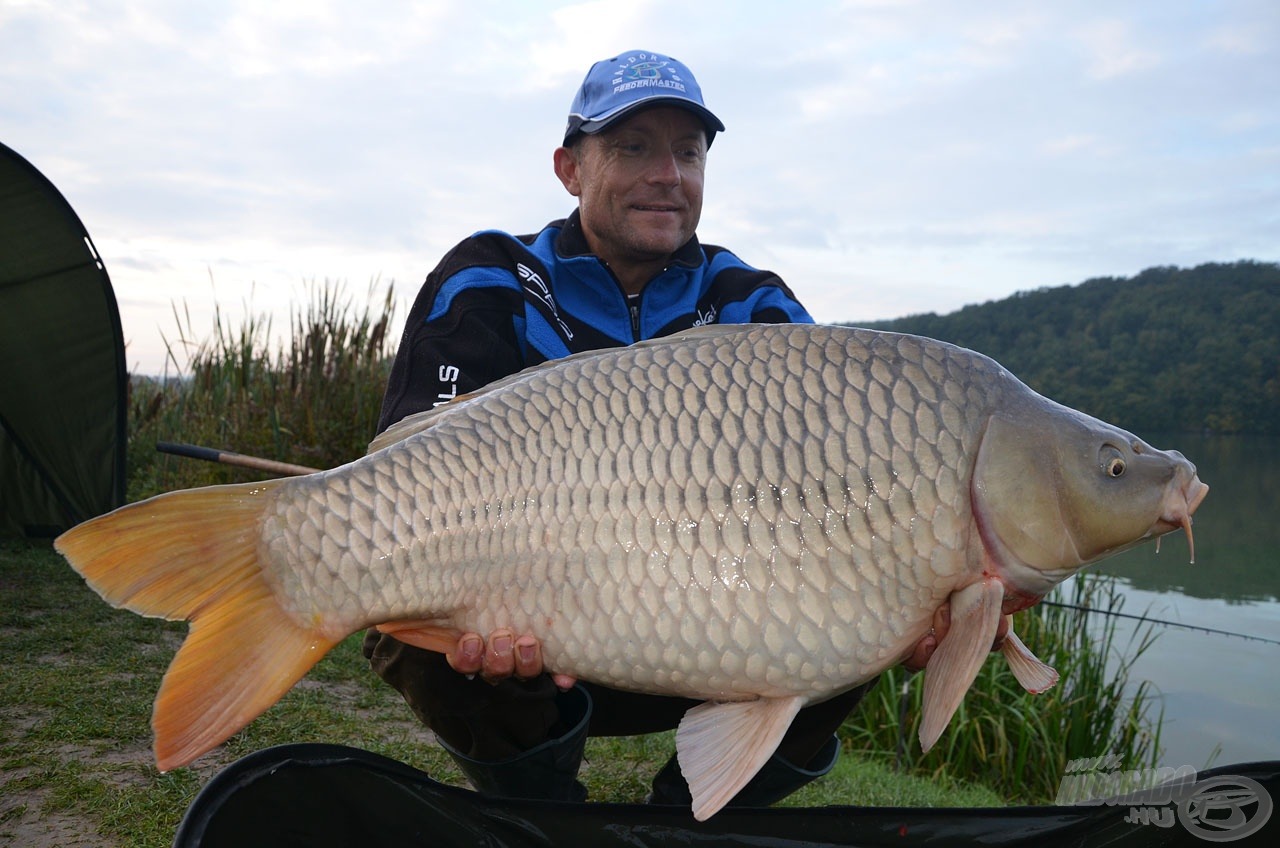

{"left": 56, "top": 323, "right": 1207, "bottom": 820}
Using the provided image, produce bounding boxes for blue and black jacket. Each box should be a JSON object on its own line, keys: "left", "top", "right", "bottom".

{"left": 378, "top": 210, "right": 813, "bottom": 431}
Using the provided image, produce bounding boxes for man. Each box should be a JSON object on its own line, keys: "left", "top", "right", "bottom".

{"left": 364, "top": 50, "right": 988, "bottom": 811}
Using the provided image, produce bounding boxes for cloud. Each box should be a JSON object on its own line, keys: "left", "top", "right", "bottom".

{"left": 3, "top": 0, "right": 1276, "bottom": 372}
{"left": 1075, "top": 19, "right": 1163, "bottom": 80}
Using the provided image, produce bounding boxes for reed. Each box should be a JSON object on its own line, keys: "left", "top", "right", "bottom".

{"left": 127, "top": 280, "right": 395, "bottom": 500}
{"left": 842, "top": 573, "right": 1164, "bottom": 803}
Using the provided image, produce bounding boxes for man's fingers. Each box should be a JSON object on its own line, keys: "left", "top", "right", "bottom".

{"left": 902, "top": 632, "right": 937, "bottom": 672}
{"left": 480, "top": 629, "right": 516, "bottom": 682}
{"left": 901, "top": 601, "right": 1009, "bottom": 674}
{"left": 446, "top": 633, "right": 484, "bottom": 675}
{"left": 513, "top": 635, "right": 544, "bottom": 680}
{"left": 446, "top": 629, "right": 559, "bottom": 684}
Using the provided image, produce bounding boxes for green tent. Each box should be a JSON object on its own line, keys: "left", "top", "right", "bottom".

{"left": 1, "top": 141, "right": 127, "bottom": 538}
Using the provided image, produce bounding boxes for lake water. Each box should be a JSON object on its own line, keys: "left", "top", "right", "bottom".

{"left": 1063, "top": 434, "right": 1280, "bottom": 771}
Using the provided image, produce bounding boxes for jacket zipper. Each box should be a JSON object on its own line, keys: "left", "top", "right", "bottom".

{"left": 627, "top": 293, "right": 642, "bottom": 341}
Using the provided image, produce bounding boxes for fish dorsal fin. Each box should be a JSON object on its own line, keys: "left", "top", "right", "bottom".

{"left": 366, "top": 359, "right": 583, "bottom": 454}
{"left": 368, "top": 404, "right": 464, "bottom": 454}
{"left": 676, "top": 695, "right": 805, "bottom": 821}
{"left": 1000, "top": 619, "right": 1060, "bottom": 693}
{"left": 368, "top": 324, "right": 765, "bottom": 454}
{"left": 919, "top": 579, "right": 1004, "bottom": 752}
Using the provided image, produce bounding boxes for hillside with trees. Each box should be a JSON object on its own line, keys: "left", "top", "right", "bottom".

{"left": 852, "top": 261, "right": 1280, "bottom": 435}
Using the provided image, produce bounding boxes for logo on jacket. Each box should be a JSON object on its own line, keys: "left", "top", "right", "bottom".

{"left": 517, "top": 263, "right": 574, "bottom": 340}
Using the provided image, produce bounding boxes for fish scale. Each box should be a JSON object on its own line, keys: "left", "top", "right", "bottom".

{"left": 259, "top": 326, "right": 982, "bottom": 699}
{"left": 56, "top": 322, "right": 1207, "bottom": 819}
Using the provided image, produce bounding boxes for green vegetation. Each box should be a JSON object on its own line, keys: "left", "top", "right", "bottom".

{"left": 858, "top": 261, "right": 1280, "bottom": 435}
{"left": 128, "top": 281, "right": 396, "bottom": 500}
{"left": 843, "top": 576, "right": 1163, "bottom": 804}
{"left": 3, "top": 273, "right": 1189, "bottom": 843}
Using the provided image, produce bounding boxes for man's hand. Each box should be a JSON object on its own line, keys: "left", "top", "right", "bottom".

{"left": 447, "top": 629, "right": 577, "bottom": 690}
{"left": 901, "top": 603, "right": 1010, "bottom": 672}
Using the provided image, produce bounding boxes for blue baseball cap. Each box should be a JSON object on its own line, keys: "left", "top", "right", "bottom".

{"left": 563, "top": 51, "right": 725, "bottom": 146}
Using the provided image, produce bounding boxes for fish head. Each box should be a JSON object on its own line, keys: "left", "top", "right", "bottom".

{"left": 972, "top": 399, "right": 1208, "bottom": 600}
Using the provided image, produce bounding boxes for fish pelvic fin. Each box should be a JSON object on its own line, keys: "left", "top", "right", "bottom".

{"left": 676, "top": 695, "right": 805, "bottom": 821}
{"left": 375, "top": 620, "right": 464, "bottom": 653}
{"left": 1000, "top": 619, "right": 1060, "bottom": 694}
{"left": 919, "top": 579, "right": 1004, "bottom": 753}
{"left": 54, "top": 481, "right": 341, "bottom": 771}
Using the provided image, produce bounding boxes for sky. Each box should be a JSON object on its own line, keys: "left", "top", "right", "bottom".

{"left": 3, "top": 0, "right": 1277, "bottom": 375}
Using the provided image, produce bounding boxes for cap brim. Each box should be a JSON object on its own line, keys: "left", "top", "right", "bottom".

{"left": 566, "top": 98, "right": 724, "bottom": 144}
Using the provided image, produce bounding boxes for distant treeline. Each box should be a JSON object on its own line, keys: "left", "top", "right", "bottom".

{"left": 851, "top": 260, "right": 1280, "bottom": 435}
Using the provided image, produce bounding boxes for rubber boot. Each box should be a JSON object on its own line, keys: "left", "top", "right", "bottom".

{"left": 647, "top": 733, "right": 840, "bottom": 808}
{"left": 437, "top": 684, "right": 592, "bottom": 803}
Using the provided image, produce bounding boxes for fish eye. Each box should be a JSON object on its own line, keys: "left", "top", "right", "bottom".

{"left": 1100, "top": 446, "right": 1127, "bottom": 478}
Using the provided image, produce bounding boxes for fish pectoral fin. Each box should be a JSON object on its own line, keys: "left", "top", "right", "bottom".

{"left": 675, "top": 695, "right": 805, "bottom": 821}
{"left": 375, "top": 620, "right": 464, "bottom": 653}
{"left": 1001, "top": 622, "right": 1060, "bottom": 694}
{"left": 919, "top": 579, "right": 1004, "bottom": 753}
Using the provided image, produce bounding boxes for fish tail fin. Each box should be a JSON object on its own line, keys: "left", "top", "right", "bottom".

{"left": 54, "top": 481, "right": 341, "bottom": 771}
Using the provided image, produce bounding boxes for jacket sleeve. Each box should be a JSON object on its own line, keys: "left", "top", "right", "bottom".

{"left": 745, "top": 279, "right": 815, "bottom": 325}
{"left": 377, "top": 248, "right": 527, "bottom": 434}
{"left": 713, "top": 271, "right": 815, "bottom": 327}
{"left": 698, "top": 245, "right": 815, "bottom": 327}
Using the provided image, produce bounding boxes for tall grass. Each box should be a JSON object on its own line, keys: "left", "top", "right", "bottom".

{"left": 127, "top": 281, "right": 395, "bottom": 500}
{"left": 843, "top": 574, "right": 1163, "bottom": 803}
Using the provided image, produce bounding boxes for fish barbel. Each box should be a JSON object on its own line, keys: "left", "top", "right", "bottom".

{"left": 56, "top": 323, "right": 1207, "bottom": 819}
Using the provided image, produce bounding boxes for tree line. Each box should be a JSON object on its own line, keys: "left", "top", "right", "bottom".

{"left": 849, "top": 260, "right": 1280, "bottom": 435}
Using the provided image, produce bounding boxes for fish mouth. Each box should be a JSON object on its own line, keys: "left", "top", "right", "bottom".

{"left": 1150, "top": 472, "right": 1209, "bottom": 562}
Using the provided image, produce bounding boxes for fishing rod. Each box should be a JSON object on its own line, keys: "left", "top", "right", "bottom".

{"left": 156, "top": 441, "right": 321, "bottom": 477}
{"left": 1039, "top": 599, "right": 1280, "bottom": 647}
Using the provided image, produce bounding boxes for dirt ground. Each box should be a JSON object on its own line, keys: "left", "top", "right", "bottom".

{"left": 0, "top": 740, "right": 231, "bottom": 847}
{"left": 1, "top": 759, "right": 124, "bottom": 847}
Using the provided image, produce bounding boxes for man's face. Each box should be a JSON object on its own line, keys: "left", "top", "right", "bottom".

{"left": 555, "top": 106, "right": 707, "bottom": 287}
